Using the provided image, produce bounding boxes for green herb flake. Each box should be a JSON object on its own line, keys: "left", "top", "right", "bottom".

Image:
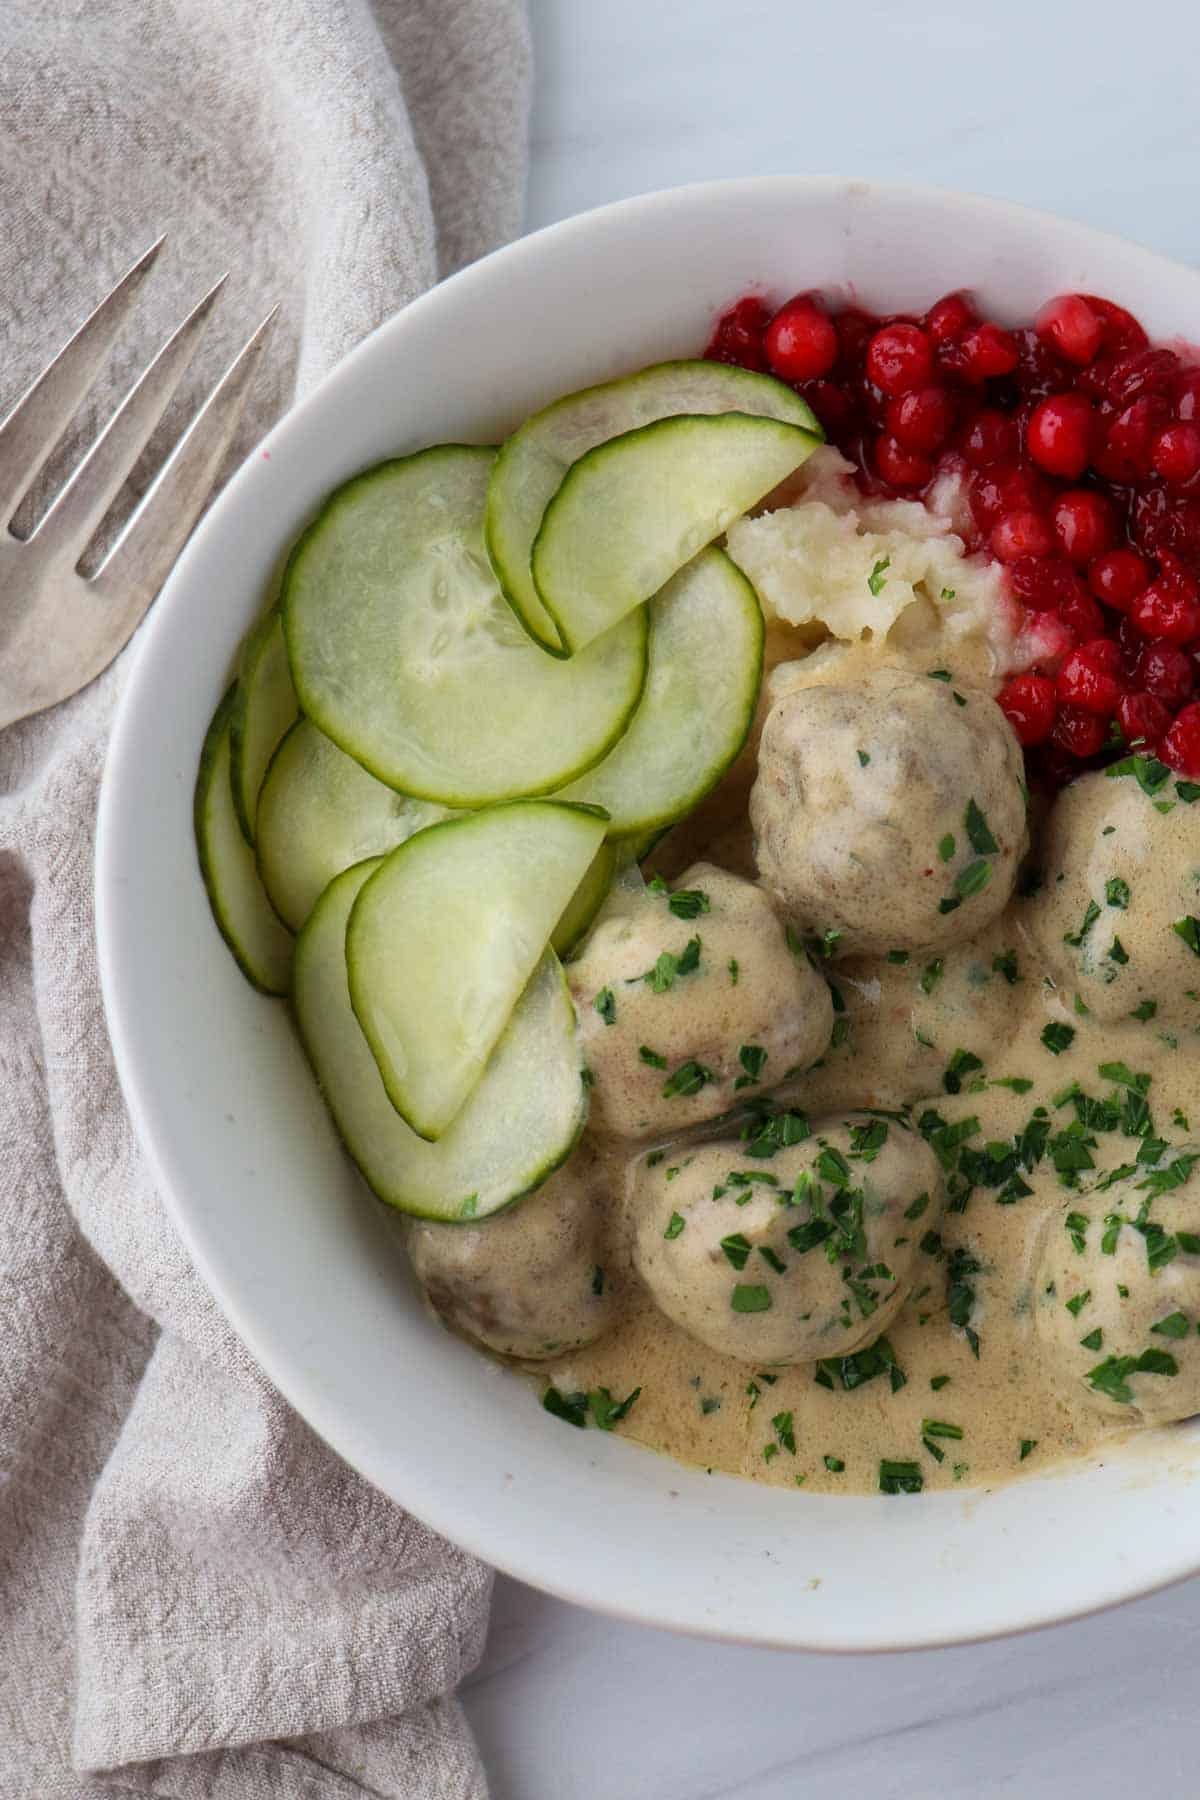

{"left": 1065, "top": 1289, "right": 1091, "bottom": 1318}
{"left": 823, "top": 1454, "right": 845, "bottom": 1472}
{"left": 1105, "top": 877, "right": 1131, "bottom": 910}
{"left": 868, "top": 556, "right": 891, "bottom": 597}
{"left": 1087, "top": 1348, "right": 1179, "bottom": 1404}
{"left": 639, "top": 1045, "right": 667, "bottom": 1069}
{"left": 728, "top": 957, "right": 739, "bottom": 986}
{"left": 772, "top": 1411, "right": 797, "bottom": 1455}
{"left": 1079, "top": 1327, "right": 1103, "bottom": 1351}
{"left": 662, "top": 1059, "right": 713, "bottom": 1098}
{"left": 731, "top": 1284, "right": 772, "bottom": 1313}
{"left": 927, "top": 669, "right": 952, "bottom": 683}
{"left": 992, "top": 949, "right": 1020, "bottom": 985}
{"left": 1173, "top": 916, "right": 1200, "bottom": 958}
{"left": 1041, "top": 1023, "right": 1076, "bottom": 1056}
{"left": 1131, "top": 998, "right": 1157, "bottom": 1021}
{"left": 920, "top": 958, "right": 945, "bottom": 995}
{"left": 664, "top": 1212, "right": 685, "bottom": 1240}
{"left": 1019, "top": 1438, "right": 1037, "bottom": 1461}
{"left": 879, "top": 1459, "right": 924, "bottom": 1495}
{"left": 667, "top": 888, "right": 710, "bottom": 920}
{"left": 1108, "top": 937, "right": 1130, "bottom": 966}
{"left": 1064, "top": 900, "right": 1101, "bottom": 947}
{"left": 858, "top": 749, "right": 871, "bottom": 767}
{"left": 1177, "top": 781, "right": 1200, "bottom": 803}
{"left": 1152, "top": 1311, "right": 1190, "bottom": 1339}
{"left": 720, "top": 1232, "right": 752, "bottom": 1270}
{"left": 589, "top": 1386, "right": 641, "bottom": 1431}
{"left": 944, "top": 1048, "right": 984, "bottom": 1094}
{"left": 887, "top": 950, "right": 911, "bottom": 965}
{"left": 542, "top": 1386, "right": 589, "bottom": 1429}
{"left": 1105, "top": 753, "right": 1171, "bottom": 795}
{"left": 965, "top": 798, "right": 999, "bottom": 855}
{"left": 737, "top": 1044, "right": 768, "bottom": 1082}
{"left": 938, "top": 833, "right": 956, "bottom": 863}
{"left": 594, "top": 986, "right": 616, "bottom": 1026}
{"left": 992, "top": 1076, "right": 1034, "bottom": 1095}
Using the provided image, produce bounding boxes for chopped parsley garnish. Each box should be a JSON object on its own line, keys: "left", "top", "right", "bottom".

{"left": 592, "top": 1266, "right": 605, "bottom": 1296}
{"left": 594, "top": 986, "right": 616, "bottom": 1026}
{"left": 927, "top": 669, "right": 952, "bottom": 682}
{"left": 1173, "top": 916, "right": 1200, "bottom": 958}
{"left": 848, "top": 1118, "right": 889, "bottom": 1160}
{"left": 815, "top": 1336, "right": 905, "bottom": 1394}
{"left": 737, "top": 1043, "right": 768, "bottom": 1084}
{"left": 1079, "top": 1327, "right": 1103, "bottom": 1351}
{"left": 868, "top": 556, "right": 891, "bottom": 597}
{"left": 542, "top": 1386, "right": 588, "bottom": 1428}
{"left": 759, "top": 1246, "right": 787, "bottom": 1274}
{"left": 1152, "top": 1311, "right": 1190, "bottom": 1338}
{"left": 744, "top": 1108, "right": 811, "bottom": 1159}
{"left": 700, "top": 1395, "right": 721, "bottom": 1415}
{"left": 1131, "top": 998, "right": 1158, "bottom": 1022}
{"left": 938, "top": 833, "right": 956, "bottom": 863}
{"left": 664, "top": 1212, "right": 685, "bottom": 1240}
{"left": 644, "top": 935, "right": 702, "bottom": 991}
{"left": 992, "top": 1076, "right": 1034, "bottom": 1094}
{"left": 1065, "top": 1211, "right": 1089, "bottom": 1253}
{"left": 858, "top": 749, "right": 871, "bottom": 767}
{"left": 1019, "top": 1439, "right": 1037, "bottom": 1461}
{"left": 662, "top": 1059, "right": 713, "bottom": 1098}
{"left": 1065, "top": 1289, "right": 1091, "bottom": 1317}
{"left": 589, "top": 1386, "right": 642, "bottom": 1431}
{"left": 879, "top": 1459, "right": 924, "bottom": 1495}
{"left": 639, "top": 1045, "right": 667, "bottom": 1069}
{"left": 1087, "top": 1348, "right": 1178, "bottom": 1404}
{"left": 1105, "top": 877, "right": 1131, "bottom": 909}
{"left": 772, "top": 1411, "right": 797, "bottom": 1454}
{"left": 730, "top": 1284, "right": 772, "bottom": 1313}
{"left": 1105, "top": 753, "right": 1171, "bottom": 795}
{"left": 887, "top": 950, "right": 911, "bottom": 965}
{"left": 947, "top": 1246, "right": 982, "bottom": 1356}
{"left": 943, "top": 1048, "right": 984, "bottom": 1094}
{"left": 930, "top": 1375, "right": 951, "bottom": 1392}
{"left": 921, "top": 1418, "right": 963, "bottom": 1440}
{"left": 668, "top": 888, "right": 710, "bottom": 920}
{"left": 1041, "top": 1023, "right": 1075, "bottom": 1055}
{"left": 1063, "top": 900, "right": 1101, "bottom": 947}
{"left": 920, "top": 958, "right": 945, "bottom": 995}
{"left": 728, "top": 957, "right": 739, "bottom": 986}
{"left": 939, "top": 857, "right": 992, "bottom": 914}
{"left": 1108, "top": 937, "right": 1129, "bottom": 965}
{"left": 1177, "top": 781, "right": 1200, "bottom": 803}
{"left": 824, "top": 1454, "right": 845, "bottom": 1472}
{"left": 904, "top": 1192, "right": 931, "bottom": 1220}
{"left": 992, "top": 949, "right": 1020, "bottom": 985}
{"left": 719, "top": 1232, "right": 752, "bottom": 1271}
{"left": 941, "top": 587, "right": 956, "bottom": 602}
{"left": 964, "top": 798, "right": 999, "bottom": 855}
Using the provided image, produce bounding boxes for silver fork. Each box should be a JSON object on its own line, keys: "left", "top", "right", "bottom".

{"left": 0, "top": 239, "right": 277, "bottom": 730}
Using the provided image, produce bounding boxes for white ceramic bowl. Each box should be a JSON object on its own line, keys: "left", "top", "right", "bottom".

{"left": 97, "top": 177, "right": 1200, "bottom": 1651}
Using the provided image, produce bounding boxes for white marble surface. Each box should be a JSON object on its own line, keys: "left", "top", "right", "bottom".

{"left": 462, "top": 3, "right": 1200, "bottom": 1793}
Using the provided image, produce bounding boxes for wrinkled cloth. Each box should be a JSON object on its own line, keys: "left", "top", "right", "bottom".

{"left": 0, "top": 4, "right": 531, "bottom": 1794}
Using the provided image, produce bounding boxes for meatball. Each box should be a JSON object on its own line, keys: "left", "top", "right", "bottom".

{"left": 1024, "top": 765, "right": 1200, "bottom": 1027}
{"left": 790, "top": 918, "right": 1033, "bottom": 1114}
{"left": 631, "top": 1115, "right": 943, "bottom": 1364}
{"left": 750, "top": 668, "right": 1028, "bottom": 957}
{"left": 1033, "top": 1164, "right": 1200, "bottom": 1425}
{"left": 568, "top": 862, "right": 833, "bottom": 1141}
{"left": 407, "top": 1145, "right": 622, "bottom": 1359}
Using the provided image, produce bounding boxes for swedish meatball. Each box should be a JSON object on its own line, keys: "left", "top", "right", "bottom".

{"left": 631, "top": 1116, "right": 943, "bottom": 1363}
{"left": 568, "top": 862, "right": 833, "bottom": 1140}
{"left": 750, "top": 668, "right": 1028, "bottom": 957}
{"left": 1024, "top": 764, "right": 1200, "bottom": 1027}
{"left": 407, "top": 1145, "right": 621, "bottom": 1359}
{"left": 1033, "top": 1164, "right": 1200, "bottom": 1424}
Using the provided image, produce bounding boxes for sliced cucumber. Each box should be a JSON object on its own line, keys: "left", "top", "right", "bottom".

{"left": 194, "top": 688, "right": 293, "bottom": 994}
{"left": 256, "top": 720, "right": 453, "bottom": 931}
{"left": 531, "top": 412, "right": 819, "bottom": 655}
{"left": 282, "top": 446, "right": 648, "bottom": 806}
{"left": 346, "top": 801, "right": 607, "bottom": 1139}
{"left": 486, "top": 360, "right": 820, "bottom": 654}
{"left": 295, "top": 860, "right": 585, "bottom": 1220}
{"left": 551, "top": 839, "right": 618, "bottom": 960}
{"left": 554, "top": 546, "right": 762, "bottom": 835}
{"left": 229, "top": 611, "right": 298, "bottom": 843}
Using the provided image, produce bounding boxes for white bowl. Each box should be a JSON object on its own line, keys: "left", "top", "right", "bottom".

{"left": 97, "top": 177, "right": 1200, "bottom": 1651}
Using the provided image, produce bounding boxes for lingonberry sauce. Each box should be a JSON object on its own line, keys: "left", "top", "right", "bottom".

{"left": 704, "top": 286, "right": 1200, "bottom": 788}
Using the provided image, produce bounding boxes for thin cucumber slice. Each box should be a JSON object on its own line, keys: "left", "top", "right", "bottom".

{"left": 555, "top": 546, "right": 762, "bottom": 835}
{"left": 295, "top": 860, "right": 586, "bottom": 1221}
{"left": 346, "top": 801, "right": 607, "bottom": 1139}
{"left": 194, "top": 688, "right": 292, "bottom": 994}
{"left": 282, "top": 445, "right": 648, "bottom": 806}
{"left": 256, "top": 719, "right": 453, "bottom": 931}
{"left": 486, "top": 360, "right": 820, "bottom": 654}
{"left": 229, "top": 611, "right": 298, "bottom": 843}
{"left": 531, "top": 412, "right": 819, "bottom": 655}
{"left": 551, "top": 840, "right": 618, "bottom": 960}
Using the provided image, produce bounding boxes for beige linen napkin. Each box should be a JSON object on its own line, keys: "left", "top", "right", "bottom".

{"left": 0, "top": 3, "right": 530, "bottom": 1794}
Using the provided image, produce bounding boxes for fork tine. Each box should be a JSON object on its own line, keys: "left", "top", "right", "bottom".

{"left": 89, "top": 305, "right": 279, "bottom": 627}
{"left": 0, "top": 237, "right": 164, "bottom": 525}
{"left": 32, "top": 274, "right": 228, "bottom": 561}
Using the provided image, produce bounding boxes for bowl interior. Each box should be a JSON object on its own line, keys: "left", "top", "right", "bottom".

{"left": 97, "top": 176, "right": 1200, "bottom": 1650}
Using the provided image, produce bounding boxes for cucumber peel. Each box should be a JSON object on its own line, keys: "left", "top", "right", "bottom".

{"left": 555, "top": 546, "right": 763, "bottom": 835}
{"left": 294, "top": 860, "right": 586, "bottom": 1220}
{"left": 283, "top": 445, "right": 648, "bottom": 806}
{"left": 346, "top": 801, "right": 607, "bottom": 1139}
{"left": 531, "top": 411, "right": 819, "bottom": 655}
{"left": 229, "top": 611, "right": 298, "bottom": 843}
{"left": 194, "top": 688, "right": 293, "bottom": 994}
{"left": 486, "top": 359, "right": 820, "bottom": 654}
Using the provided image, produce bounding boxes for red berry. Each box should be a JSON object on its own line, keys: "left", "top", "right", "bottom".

{"left": 1026, "top": 393, "right": 1094, "bottom": 479}
{"left": 1082, "top": 295, "right": 1149, "bottom": 356}
{"left": 969, "top": 463, "right": 1051, "bottom": 531}
{"left": 796, "top": 378, "right": 856, "bottom": 438}
{"left": 1051, "top": 490, "right": 1116, "bottom": 565}
{"left": 886, "top": 385, "right": 954, "bottom": 452}
{"left": 1153, "top": 423, "right": 1200, "bottom": 486}
{"left": 997, "top": 672, "right": 1057, "bottom": 745}
{"left": 706, "top": 296, "right": 770, "bottom": 371}
{"left": 1161, "top": 702, "right": 1200, "bottom": 776}
{"left": 874, "top": 433, "right": 933, "bottom": 488}
{"left": 1051, "top": 704, "right": 1108, "bottom": 758}
{"left": 991, "top": 508, "right": 1055, "bottom": 563}
{"left": 1057, "top": 640, "right": 1122, "bottom": 715}
{"left": 1036, "top": 295, "right": 1103, "bottom": 367}
{"left": 960, "top": 409, "right": 1018, "bottom": 468}
{"left": 764, "top": 297, "right": 839, "bottom": 382}
{"left": 835, "top": 307, "right": 878, "bottom": 367}
{"left": 1105, "top": 347, "right": 1180, "bottom": 408}
{"left": 958, "top": 322, "right": 1019, "bottom": 381}
{"left": 866, "top": 323, "right": 934, "bottom": 397}
{"left": 1009, "top": 555, "right": 1085, "bottom": 613}
{"left": 1130, "top": 570, "right": 1200, "bottom": 644}
{"left": 1117, "top": 690, "right": 1172, "bottom": 747}
{"left": 1131, "top": 487, "right": 1200, "bottom": 570}
{"left": 1088, "top": 548, "right": 1150, "bottom": 611}
{"left": 1057, "top": 583, "right": 1107, "bottom": 643}
{"left": 1094, "top": 396, "right": 1172, "bottom": 483}
{"left": 1174, "top": 368, "right": 1200, "bottom": 422}
{"left": 924, "top": 292, "right": 976, "bottom": 344}
{"left": 1136, "top": 640, "right": 1195, "bottom": 706}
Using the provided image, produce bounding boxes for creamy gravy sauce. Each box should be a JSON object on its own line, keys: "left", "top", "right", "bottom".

{"left": 527, "top": 632, "right": 1200, "bottom": 1495}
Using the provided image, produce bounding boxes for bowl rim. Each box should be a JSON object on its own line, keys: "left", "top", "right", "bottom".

{"left": 97, "top": 172, "right": 1200, "bottom": 1652}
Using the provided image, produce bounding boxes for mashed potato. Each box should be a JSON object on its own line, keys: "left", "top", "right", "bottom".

{"left": 726, "top": 447, "right": 1014, "bottom": 675}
